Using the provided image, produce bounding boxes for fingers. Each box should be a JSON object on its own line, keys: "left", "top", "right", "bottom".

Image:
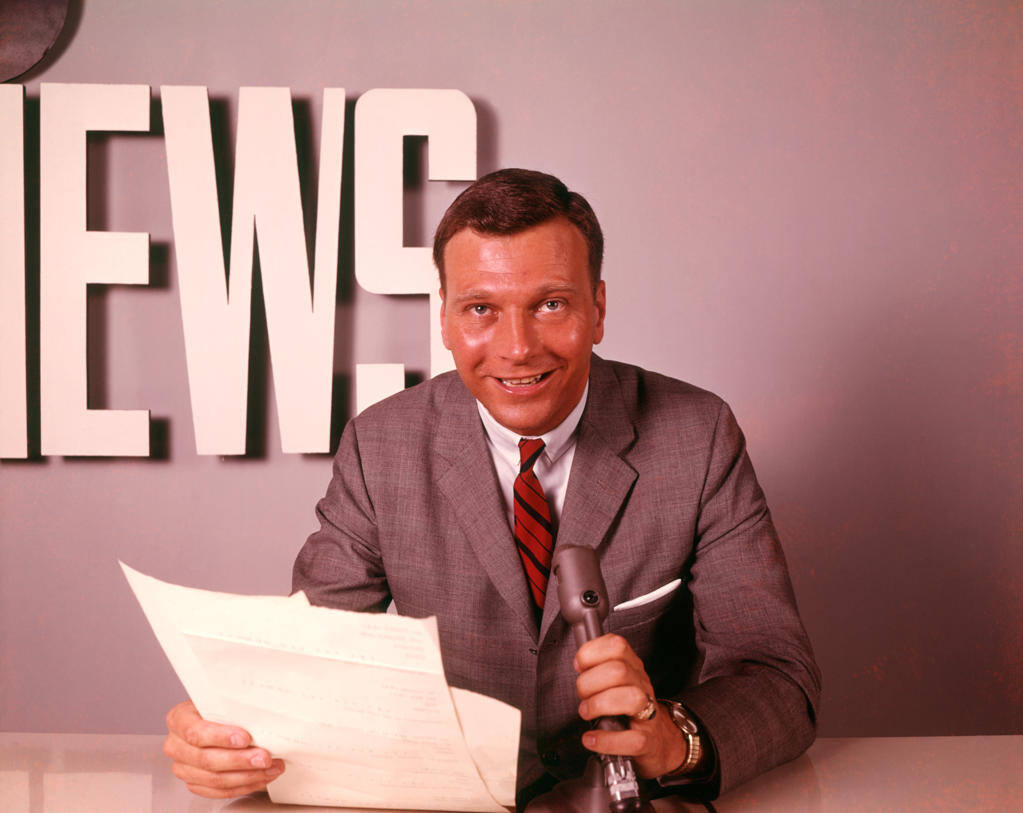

{"left": 577, "top": 683, "right": 650, "bottom": 722}
{"left": 574, "top": 635, "right": 653, "bottom": 712}
{"left": 163, "top": 733, "right": 277, "bottom": 773}
{"left": 166, "top": 700, "right": 253, "bottom": 749}
{"left": 171, "top": 757, "right": 285, "bottom": 798}
{"left": 572, "top": 635, "right": 687, "bottom": 777}
{"left": 574, "top": 634, "right": 644, "bottom": 674}
{"left": 164, "top": 700, "right": 285, "bottom": 798}
{"left": 581, "top": 710, "right": 688, "bottom": 779}
{"left": 581, "top": 725, "right": 652, "bottom": 759}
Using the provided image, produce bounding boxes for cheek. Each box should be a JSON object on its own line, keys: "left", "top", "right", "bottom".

{"left": 447, "top": 325, "right": 490, "bottom": 362}
{"left": 544, "top": 321, "right": 589, "bottom": 358}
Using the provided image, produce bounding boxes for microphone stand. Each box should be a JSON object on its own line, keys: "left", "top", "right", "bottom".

{"left": 524, "top": 546, "right": 655, "bottom": 813}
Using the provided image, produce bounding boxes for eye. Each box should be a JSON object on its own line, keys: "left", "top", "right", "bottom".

{"left": 469, "top": 304, "right": 490, "bottom": 316}
{"left": 540, "top": 300, "right": 563, "bottom": 311}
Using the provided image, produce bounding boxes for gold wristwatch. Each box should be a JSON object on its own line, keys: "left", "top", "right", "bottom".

{"left": 659, "top": 699, "right": 703, "bottom": 778}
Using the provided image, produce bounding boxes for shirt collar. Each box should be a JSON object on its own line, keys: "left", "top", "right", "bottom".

{"left": 476, "top": 383, "right": 589, "bottom": 465}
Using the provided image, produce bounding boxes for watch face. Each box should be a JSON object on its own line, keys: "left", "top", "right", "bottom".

{"left": 659, "top": 701, "right": 702, "bottom": 780}
{"left": 668, "top": 702, "right": 698, "bottom": 735}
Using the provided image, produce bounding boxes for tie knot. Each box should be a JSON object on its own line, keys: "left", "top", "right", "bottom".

{"left": 518, "top": 437, "right": 546, "bottom": 473}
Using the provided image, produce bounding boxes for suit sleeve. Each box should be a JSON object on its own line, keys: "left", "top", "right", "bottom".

{"left": 291, "top": 420, "right": 392, "bottom": 613}
{"left": 673, "top": 400, "right": 821, "bottom": 796}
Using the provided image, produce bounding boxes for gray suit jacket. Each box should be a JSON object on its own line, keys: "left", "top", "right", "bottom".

{"left": 293, "top": 355, "right": 821, "bottom": 799}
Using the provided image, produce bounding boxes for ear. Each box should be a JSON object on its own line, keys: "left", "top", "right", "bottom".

{"left": 592, "top": 280, "right": 606, "bottom": 345}
{"left": 439, "top": 286, "right": 452, "bottom": 350}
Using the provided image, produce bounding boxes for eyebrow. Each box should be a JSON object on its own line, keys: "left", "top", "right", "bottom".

{"left": 450, "top": 289, "right": 493, "bottom": 305}
{"left": 450, "top": 284, "right": 577, "bottom": 306}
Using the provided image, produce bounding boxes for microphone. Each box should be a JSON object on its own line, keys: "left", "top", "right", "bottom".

{"left": 553, "top": 545, "right": 646, "bottom": 813}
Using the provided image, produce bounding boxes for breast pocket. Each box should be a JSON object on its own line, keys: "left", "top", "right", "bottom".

{"left": 608, "top": 579, "right": 683, "bottom": 634}
{"left": 605, "top": 578, "right": 695, "bottom": 690}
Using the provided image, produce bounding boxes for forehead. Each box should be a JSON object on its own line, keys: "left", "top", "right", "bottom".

{"left": 443, "top": 219, "right": 589, "bottom": 289}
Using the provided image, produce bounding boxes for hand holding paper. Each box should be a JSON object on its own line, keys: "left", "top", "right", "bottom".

{"left": 164, "top": 699, "right": 285, "bottom": 798}
{"left": 122, "top": 563, "right": 518, "bottom": 811}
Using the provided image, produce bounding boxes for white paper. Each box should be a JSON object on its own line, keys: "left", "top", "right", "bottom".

{"left": 121, "top": 563, "right": 517, "bottom": 811}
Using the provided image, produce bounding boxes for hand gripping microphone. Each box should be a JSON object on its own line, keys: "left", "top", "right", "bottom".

{"left": 537, "top": 544, "right": 651, "bottom": 813}
{"left": 554, "top": 545, "right": 646, "bottom": 813}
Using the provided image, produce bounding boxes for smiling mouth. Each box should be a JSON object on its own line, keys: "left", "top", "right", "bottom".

{"left": 499, "top": 372, "right": 551, "bottom": 386}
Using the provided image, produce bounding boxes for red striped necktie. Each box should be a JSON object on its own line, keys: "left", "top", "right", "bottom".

{"left": 515, "top": 437, "right": 555, "bottom": 610}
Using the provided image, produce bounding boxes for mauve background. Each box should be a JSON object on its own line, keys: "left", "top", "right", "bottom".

{"left": 1, "top": 0, "right": 1020, "bottom": 742}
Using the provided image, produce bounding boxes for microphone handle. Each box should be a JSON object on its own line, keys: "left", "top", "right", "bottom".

{"left": 574, "top": 612, "right": 634, "bottom": 735}
{"left": 574, "top": 609, "right": 645, "bottom": 812}
{"left": 572, "top": 609, "right": 606, "bottom": 648}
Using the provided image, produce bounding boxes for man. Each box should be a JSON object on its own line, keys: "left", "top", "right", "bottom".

{"left": 165, "top": 169, "right": 820, "bottom": 807}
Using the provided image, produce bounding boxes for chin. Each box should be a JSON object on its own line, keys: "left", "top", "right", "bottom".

{"left": 510, "top": 412, "right": 559, "bottom": 437}
{"left": 489, "top": 408, "right": 543, "bottom": 436}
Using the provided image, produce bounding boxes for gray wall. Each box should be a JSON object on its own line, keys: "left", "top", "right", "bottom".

{"left": 2, "top": 0, "right": 1021, "bottom": 739}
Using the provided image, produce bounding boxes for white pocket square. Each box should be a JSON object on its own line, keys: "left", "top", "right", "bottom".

{"left": 613, "top": 578, "right": 682, "bottom": 611}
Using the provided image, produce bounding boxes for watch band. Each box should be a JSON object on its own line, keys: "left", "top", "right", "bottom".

{"left": 659, "top": 699, "right": 702, "bottom": 778}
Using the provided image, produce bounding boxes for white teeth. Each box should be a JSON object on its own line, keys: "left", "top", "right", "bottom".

{"left": 502, "top": 374, "right": 544, "bottom": 386}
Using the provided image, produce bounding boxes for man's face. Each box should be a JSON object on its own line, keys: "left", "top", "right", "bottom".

{"left": 440, "top": 217, "right": 606, "bottom": 437}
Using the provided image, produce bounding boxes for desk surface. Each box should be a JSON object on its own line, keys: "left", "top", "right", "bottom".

{"left": 1, "top": 733, "right": 1021, "bottom": 812}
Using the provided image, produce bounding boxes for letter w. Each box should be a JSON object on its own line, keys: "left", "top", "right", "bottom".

{"left": 163, "top": 86, "right": 343, "bottom": 454}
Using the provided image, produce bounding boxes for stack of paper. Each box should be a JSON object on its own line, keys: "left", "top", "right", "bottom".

{"left": 121, "top": 563, "right": 518, "bottom": 811}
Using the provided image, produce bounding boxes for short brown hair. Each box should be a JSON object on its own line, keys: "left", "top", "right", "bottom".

{"left": 433, "top": 168, "right": 604, "bottom": 292}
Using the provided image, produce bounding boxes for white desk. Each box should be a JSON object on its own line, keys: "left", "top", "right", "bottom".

{"left": 712, "top": 735, "right": 1023, "bottom": 812}
{"left": 1, "top": 733, "right": 1020, "bottom": 812}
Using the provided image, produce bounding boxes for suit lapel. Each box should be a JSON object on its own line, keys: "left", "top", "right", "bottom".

{"left": 433, "top": 376, "right": 540, "bottom": 640}
{"left": 431, "top": 358, "right": 639, "bottom": 642}
{"left": 541, "top": 357, "right": 637, "bottom": 640}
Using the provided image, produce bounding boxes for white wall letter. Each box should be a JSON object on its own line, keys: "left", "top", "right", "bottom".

{"left": 355, "top": 363, "right": 405, "bottom": 416}
{"left": 39, "top": 83, "right": 150, "bottom": 457}
{"left": 163, "top": 86, "right": 344, "bottom": 454}
{"left": 0, "top": 85, "right": 26, "bottom": 458}
{"left": 354, "top": 88, "right": 476, "bottom": 402}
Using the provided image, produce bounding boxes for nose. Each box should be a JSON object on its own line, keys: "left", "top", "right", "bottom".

{"left": 496, "top": 309, "right": 539, "bottom": 362}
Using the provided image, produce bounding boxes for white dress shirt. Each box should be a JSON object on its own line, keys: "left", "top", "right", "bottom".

{"left": 476, "top": 385, "right": 588, "bottom": 534}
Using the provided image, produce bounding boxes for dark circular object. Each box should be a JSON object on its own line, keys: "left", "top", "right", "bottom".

{"left": 582, "top": 590, "right": 600, "bottom": 606}
{"left": 0, "top": 0, "right": 70, "bottom": 82}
